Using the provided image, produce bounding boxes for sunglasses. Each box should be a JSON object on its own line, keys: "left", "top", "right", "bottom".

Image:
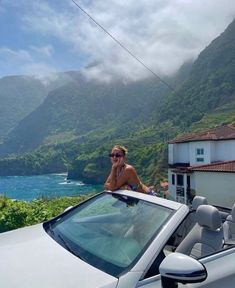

{"left": 109, "top": 153, "right": 124, "bottom": 158}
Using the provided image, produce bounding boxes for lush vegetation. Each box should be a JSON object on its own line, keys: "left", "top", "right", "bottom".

{"left": 0, "top": 194, "right": 91, "bottom": 233}
{"left": 0, "top": 147, "right": 68, "bottom": 176}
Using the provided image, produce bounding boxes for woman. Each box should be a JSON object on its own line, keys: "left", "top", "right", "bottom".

{"left": 104, "top": 145, "right": 150, "bottom": 193}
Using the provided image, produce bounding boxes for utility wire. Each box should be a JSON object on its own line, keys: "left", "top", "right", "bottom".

{"left": 71, "top": 0, "right": 175, "bottom": 92}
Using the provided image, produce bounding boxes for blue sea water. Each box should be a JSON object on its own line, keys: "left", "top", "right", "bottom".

{"left": 0, "top": 173, "right": 103, "bottom": 201}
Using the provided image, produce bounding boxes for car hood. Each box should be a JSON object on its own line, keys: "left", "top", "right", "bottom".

{"left": 0, "top": 224, "right": 118, "bottom": 288}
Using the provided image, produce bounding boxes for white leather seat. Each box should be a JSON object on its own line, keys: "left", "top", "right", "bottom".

{"left": 176, "top": 205, "right": 224, "bottom": 258}
{"left": 173, "top": 196, "right": 208, "bottom": 247}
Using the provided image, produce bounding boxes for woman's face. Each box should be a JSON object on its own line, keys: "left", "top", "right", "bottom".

{"left": 109, "top": 148, "right": 125, "bottom": 165}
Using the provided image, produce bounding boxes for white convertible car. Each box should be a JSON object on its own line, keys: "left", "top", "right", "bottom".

{"left": 0, "top": 190, "right": 235, "bottom": 288}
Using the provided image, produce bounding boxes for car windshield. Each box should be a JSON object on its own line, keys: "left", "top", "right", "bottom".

{"left": 45, "top": 192, "right": 174, "bottom": 277}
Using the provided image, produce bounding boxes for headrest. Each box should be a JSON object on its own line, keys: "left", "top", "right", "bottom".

{"left": 227, "top": 204, "right": 235, "bottom": 221}
{"left": 196, "top": 205, "right": 222, "bottom": 231}
{"left": 192, "top": 196, "right": 208, "bottom": 211}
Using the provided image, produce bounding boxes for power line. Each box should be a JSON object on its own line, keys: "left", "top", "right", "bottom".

{"left": 71, "top": 0, "right": 175, "bottom": 92}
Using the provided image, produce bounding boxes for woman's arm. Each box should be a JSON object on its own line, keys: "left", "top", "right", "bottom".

{"left": 105, "top": 163, "right": 149, "bottom": 192}
{"left": 105, "top": 165, "right": 129, "bottom": 191}
{"left": 109, "top": 165, "right": 147, "bottom": 191}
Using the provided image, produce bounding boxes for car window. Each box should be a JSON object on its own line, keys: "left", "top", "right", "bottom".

{"left": 45, "top": 192, "right": 174, "bottom": 277}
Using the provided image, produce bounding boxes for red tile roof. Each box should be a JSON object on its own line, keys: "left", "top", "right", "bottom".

{"left": 169, "top": 125, "right": 235, "bottom": 144}
{"left": 190, "top": 160, "right": 235, "bottom": 173}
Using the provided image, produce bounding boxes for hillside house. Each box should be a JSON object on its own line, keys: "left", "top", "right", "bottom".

{"left": 168, "top": 125, "right": 235, "bottom": 208}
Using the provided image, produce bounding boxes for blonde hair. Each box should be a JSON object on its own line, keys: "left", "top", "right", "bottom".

{"left": 112, "top": 145, "right": 128, "bottom": 156}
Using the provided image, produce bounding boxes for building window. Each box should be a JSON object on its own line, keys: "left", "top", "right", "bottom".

{"left": 177, "top": 174, "right": 184, "bottom": 186}
{"left": 196, "top": 148, "right": 204, "bottom": 162}
{"left": 196, "top": 148, "right": 204, "bottom": 155}
{"left": 172, "top": 174, "right": 175, "bottom": 185}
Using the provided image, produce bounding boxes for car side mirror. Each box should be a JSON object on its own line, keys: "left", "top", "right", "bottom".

{"left": 159, "top": 252, "right": 207, "bottom": 288}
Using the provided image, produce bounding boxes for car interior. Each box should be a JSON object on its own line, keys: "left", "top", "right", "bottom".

{"left": 172, "top": 196, "right": 208, "bottom": 248}
{"left": 143, "top": 196, "right": 235, "bottom": 279}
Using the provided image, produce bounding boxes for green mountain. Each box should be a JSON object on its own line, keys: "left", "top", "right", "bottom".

{"left": 0, "top": 75, "right": 47, "bottom": 141}
{"left": 0, "top": 19, "right": 235, "bottom": 185}
{"left": 0, "top": 71, "right": 179, "bottom": 157}
{"left": 0, "top": 73, "right": 73, "bottom": 142}
{"left": 158, "top": 19, "right": 235, "bottom": 129}
{"left": 0, "top": 68, "right": 188, "bottom": 183}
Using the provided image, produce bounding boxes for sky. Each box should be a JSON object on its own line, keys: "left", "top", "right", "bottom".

{"left": 1, "top": 0, "right": 235, "bottom": 83}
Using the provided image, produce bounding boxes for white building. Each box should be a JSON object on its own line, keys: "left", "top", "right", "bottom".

{"left": 168, "top": 125, "right": 235, "bottom": 208}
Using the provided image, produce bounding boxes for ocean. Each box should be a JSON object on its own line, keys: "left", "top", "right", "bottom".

{"left": 0, "top": 173, "right": 103, "bottom": 201}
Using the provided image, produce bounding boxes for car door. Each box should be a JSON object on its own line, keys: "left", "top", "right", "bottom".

{"left": 191, "top": 246, "right": 235, "bottom": 288}
{"left": 137, "top": 246, "right": 235, "bottom": 288}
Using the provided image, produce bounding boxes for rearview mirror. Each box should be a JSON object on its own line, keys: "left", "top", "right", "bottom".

{"left": 159, "top": 252, "right": 207, "bottom": 288}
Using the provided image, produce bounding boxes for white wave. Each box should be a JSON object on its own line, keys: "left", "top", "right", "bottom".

{"left": 59, "top": 180, "right": 85, "bottom": 186}
{"left": 59, "top": 181, "right": 70, "bottom": 185}
{"left": 53, "top": 172, "right": 68, "bottom": 176}
{"left": 75, "top": 182, "right": 85, "bottom": 186}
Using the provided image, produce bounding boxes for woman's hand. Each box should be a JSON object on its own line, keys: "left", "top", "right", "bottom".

{"left": 104, "top": 182, "right": 110, "bottom": 190}
{"left": 112, "top": 157, "right": 125, "bottom": 168}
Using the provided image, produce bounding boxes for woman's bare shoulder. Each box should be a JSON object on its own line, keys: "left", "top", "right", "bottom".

{"left": 124, "top": 164, "right": 136, "bottom": 172}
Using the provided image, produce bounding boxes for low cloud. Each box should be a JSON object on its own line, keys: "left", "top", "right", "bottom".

{"left": 29, "top": 45, "right": 54, "bottom": 58}
{"left": 2, "top": 0, "right": 235, "bottom": 83}
{"left": 0, "top": 47, "right": 32, "bottom": 62}
{"left": 0, "top": 46, "right": 56, "bottom": 82}
{"left": 75, "top": 0, "right": 235, "bottom": 82}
